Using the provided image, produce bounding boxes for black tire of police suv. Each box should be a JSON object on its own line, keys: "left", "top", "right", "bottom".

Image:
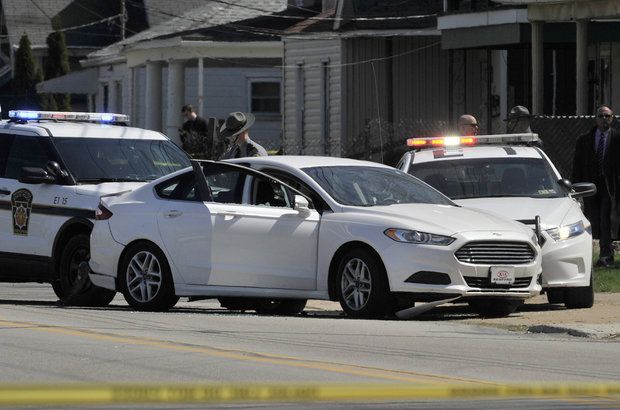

{"left": 58, "top": 234, "right": 116, "bottom": 307}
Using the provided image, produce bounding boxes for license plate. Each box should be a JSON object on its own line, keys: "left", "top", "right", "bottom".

{"left": 490, "top": 266, "right": 515, "bottom": 285}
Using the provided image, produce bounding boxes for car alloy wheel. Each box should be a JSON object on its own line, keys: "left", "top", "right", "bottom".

{"left": 341, "top": 258, "right": 372, "bottom": 311}
{"left": 126, "top": 251, "right": 162, "bottom": 303}
{"left": 336, "top": 249, "right": 392, "bottom": 319}
{"left": 119, "top": 242, "right": 179, "bottom": 311}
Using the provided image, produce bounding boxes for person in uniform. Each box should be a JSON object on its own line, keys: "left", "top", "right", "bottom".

{"left": 218, "top": 112, "right": 267, "bottom": 159}
{"left": 505, "top": 105, "right": 533, "bottom": 133}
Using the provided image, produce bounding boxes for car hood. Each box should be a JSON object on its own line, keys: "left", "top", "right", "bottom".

{"left": 342, "top": 203, "right": 530, "bottom": 236}
{"left": 454, "top": 197, "right": 573, "bottom": 228}
{"left": 74, "top": 182, "right": 146, "bottom": 197}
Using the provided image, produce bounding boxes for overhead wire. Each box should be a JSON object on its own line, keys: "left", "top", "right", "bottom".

{"left": 49, "top": 0, "right": 442, "bottom": 72}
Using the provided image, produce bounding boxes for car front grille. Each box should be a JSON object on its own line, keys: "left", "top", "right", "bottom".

{"left": 464, "top": 276, "right": 533, "bottom": 289}
{"left": 455, "top": 241, "right": 535, "bottom": 265}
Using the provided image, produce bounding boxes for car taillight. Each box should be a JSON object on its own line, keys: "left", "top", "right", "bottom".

{"left": 95, "top": 203, "right": 113, "bottom": 220}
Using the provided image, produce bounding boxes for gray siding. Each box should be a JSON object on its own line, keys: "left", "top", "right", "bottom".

{"left": 185, "top": 67, "right": 282, "bottom": 150}
{"left": 343, "top": 37, "right": 451, "bottom": 159}
{"left": 451, "top": 49, "right": 490, "bottom": 134}
{"left": 283, "top": 38, "right": 342, "bottom": 156}
{"left": 130, "top": 65, "right": 282, "bottom": 148}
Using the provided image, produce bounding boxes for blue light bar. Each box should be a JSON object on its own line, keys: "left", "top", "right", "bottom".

{"left": 8, "top": 110, "right": 129, "bottom": 123}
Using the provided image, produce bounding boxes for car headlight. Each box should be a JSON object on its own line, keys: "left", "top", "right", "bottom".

{"left": 384, "top": 228, "right": 455, "bottom": 246}
{"left": 546, "top": 221, "right": 586, "bottom": 241}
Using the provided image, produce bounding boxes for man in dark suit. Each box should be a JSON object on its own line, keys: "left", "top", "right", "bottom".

{"left": 572, "top": 105, "right": 617, "bottom": 267}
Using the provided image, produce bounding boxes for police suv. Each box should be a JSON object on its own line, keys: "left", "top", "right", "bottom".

{"left": 398, "top": 134, "right": 596, "bottom": 309}
{"left": 0, "top": 110, "right": 190, "bottom": 305}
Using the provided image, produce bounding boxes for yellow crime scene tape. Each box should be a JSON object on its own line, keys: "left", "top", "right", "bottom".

{"left": 1, "top": 383, "right": 619, "bottom": 406}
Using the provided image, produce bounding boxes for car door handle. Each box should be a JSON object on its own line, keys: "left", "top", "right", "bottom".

{"left": 214, "top": 210, "right": 245, "bottom": 217}
{"left": 164, "top": 210, "right": 183, "bottom": 218}
{"left": 0, "top": 189, "right": 10, "bottom": 196}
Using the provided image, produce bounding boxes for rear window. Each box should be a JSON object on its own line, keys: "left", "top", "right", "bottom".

{"left": 409, "top": 157, "right": 566, "bottom": 199}
{"left": 54, "top": 138, "right": 190, "bottom": 183}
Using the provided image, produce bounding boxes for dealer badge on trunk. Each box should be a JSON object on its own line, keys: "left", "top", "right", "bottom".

{"left": 11, "top": 189, "right": 33, "bottom": 236}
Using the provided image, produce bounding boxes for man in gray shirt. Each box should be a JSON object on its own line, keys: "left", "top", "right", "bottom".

{"left": 218, "top": 112, "right": 268, "bottom": 159}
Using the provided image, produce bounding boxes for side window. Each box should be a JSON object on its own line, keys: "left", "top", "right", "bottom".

{"left": 5, "top": 136, "right": 56, "bottom": 180}
{"left": 261, "top": 169, "right": 323, "bottom": 211}
{"left": 155, "top": 172, "right": 199, "bottom": 201}
{"left": 202, "top": 164, "right": 246, "bottom": 204}
{"left": 0, "top": 134, "right": 15, "bottom": 178}
{"left": 252, "top": 176, "right": 292, "bottom": 208}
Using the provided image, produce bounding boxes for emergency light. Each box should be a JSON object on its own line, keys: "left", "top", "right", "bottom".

{"left": 8, "top": 110, "right": 129, "bottom": 123}
{"left": 407, "top": 133, "right": 539, "bottom": 148}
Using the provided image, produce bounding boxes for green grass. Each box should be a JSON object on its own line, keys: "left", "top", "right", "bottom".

{"left": 593, "top": 252, "right": 620, "bottom": 292}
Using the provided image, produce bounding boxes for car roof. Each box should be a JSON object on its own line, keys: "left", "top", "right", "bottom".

{"left": 226, "top": 155, "right": 392, "bottom": 169}
{"left": 0, "top": 120, "right": 169, "bottom": 140}
{"left": 410, "top": 145, "right": 544, "bottom": 164}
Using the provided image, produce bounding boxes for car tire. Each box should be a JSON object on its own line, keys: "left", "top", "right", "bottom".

{"left": 119, "top": 242, "right": 179, "bottom": 311}
{"left": 564, "top": 275, "right": 594, "bottom": 309}
{"left": 51, "top": 279, "right": 65, "bottom": 299}
{"left": 468, "top": 298, "right": 524, "bottom": 318}
{"left": 255, "top": 299, "right": 307, "bottom": 315}
{"left": 336, "top": 249, "right": 391, "bottom": 319}
{"left": 58, "top": 234, "right": 116, "bottom": 307}
{"left": 546, "top": 288, "right": 565, "bottom": 304}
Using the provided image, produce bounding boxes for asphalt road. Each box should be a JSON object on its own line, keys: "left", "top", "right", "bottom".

{"left": 1, "top": 284, "right": 619, "bottom": 409}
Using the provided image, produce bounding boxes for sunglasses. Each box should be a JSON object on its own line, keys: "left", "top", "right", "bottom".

{"left": 597, "top": 114, "right": 612, "bottom": 118}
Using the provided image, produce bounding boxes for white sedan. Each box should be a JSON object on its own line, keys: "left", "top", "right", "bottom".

{"left": 89, "top": 157, "right": 542, "bottom": 318}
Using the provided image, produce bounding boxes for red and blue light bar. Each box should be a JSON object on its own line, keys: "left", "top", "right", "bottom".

{"left": 9, "top": 110, "right": 129, "bottom": 123}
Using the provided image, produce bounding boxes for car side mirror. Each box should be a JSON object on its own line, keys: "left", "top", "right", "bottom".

{"left": 294, "top": 194, "right": 311, "bottom": 217}
{"left": 557, "top": 178, "right": 572, "bottom": 190}
{"left": 571, "top": 182, "right": 597, "bottom": 198}
{"left": 19, "top": 167, "right": 56, "bottom": 184}
{"left": 46, "top": 161, "right": 68, "bottom": 179}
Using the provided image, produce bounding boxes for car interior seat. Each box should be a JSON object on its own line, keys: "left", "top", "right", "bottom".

{"left": 501, "top": 167, "right": 527, "bottom": 195}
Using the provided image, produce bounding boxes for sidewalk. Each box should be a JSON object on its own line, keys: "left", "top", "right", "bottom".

{"left": 304, "top": 293, "right": 620, "bottom": 339}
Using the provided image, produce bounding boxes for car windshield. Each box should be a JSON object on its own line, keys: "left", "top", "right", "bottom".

{"left": 54, "top": 138, "right": 190, "bottom": 183}
{"left": 303, "top": 165, "right": 454, "bottom": 206}
{"left": 408, "top": 157, "right": 566, "bottom": 199}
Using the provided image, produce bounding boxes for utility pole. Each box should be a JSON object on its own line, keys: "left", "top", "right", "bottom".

{"left": 120, "top": 0, "right": 126, "bottom": 40}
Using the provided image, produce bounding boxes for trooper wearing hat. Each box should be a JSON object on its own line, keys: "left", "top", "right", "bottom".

{"left": 218, "top": 112, "right": 268, "bottom": 159}
{"left": 505, "top": 105, "right": 533, "bottom": 134}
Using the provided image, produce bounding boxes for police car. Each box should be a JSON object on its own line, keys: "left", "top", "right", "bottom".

{"left": 0, "top": 110, "right": 190, "bottom": 305}
{"left": 398, "top": 133, "right": 596, "bottom": 309}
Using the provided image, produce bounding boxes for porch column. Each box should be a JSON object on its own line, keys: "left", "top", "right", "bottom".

{"left": 166, "top": 60, "right": 185, "bottom": 145}
{"left": 531, "top": 21, "right": 544, "bottom": 114}
{"left": 576, "top": 19, "right": 588, "bottom": 115}
{"left": 197, "top": 57, "right": 204, "bottom": 117}
{"left": 145, "top": 61, "right": 163, "bottom": 131}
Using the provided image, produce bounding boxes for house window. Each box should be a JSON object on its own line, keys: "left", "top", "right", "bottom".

{"left": 250, "top": 80, "right": 281, "bottom": 114}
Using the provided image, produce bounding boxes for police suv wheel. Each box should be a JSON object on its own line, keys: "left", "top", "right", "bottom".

{"left": 58, "top": 234, "right": 116, "bottom": 307}
{"left": 336, "top": 249, "right": 391, "bottom": 319}
{"left": 119, "top": 242, "right": 179, "bottom": 311}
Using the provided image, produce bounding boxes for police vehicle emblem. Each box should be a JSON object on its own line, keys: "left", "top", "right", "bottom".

{"left": 11, "top": 189, "right": 33, "bottom": 235}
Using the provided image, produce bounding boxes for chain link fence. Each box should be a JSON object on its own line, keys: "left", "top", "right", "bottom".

{"left": 343, "top": 118, "right": 451, "bottom": 166}
{"left": 188, "top": 115, "right": 618, "bottom": 175}
{"left": 531, "top": 115, "right": 620, "bottom": 178}
{"left": 339, "top": 115, "right": 619, "bottom": 177}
